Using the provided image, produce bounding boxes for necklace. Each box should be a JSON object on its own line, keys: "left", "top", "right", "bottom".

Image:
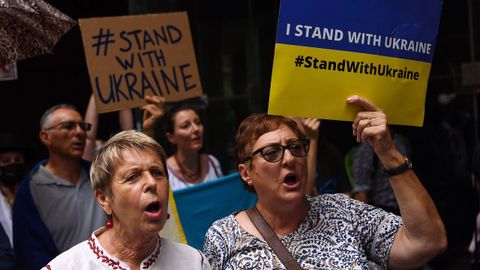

{"left": 174, "top": 154, "right": 202, "bottom": 183}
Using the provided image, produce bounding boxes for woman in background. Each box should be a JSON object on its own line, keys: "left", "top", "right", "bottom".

{"left": 164, "top": 104, "right": 223, "bottom": 191}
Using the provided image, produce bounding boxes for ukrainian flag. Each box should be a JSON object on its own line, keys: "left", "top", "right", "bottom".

{"left": 161, "top": 173, "right": 257, "bottom": 250}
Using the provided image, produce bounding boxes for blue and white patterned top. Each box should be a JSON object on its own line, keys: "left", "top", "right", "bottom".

{"left": 203, "top": 194, "right": 402, "bottom": 270}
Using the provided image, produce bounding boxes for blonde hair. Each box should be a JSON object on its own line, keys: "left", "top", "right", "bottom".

{"left": 90, "top": 130, "right": 168, "bottom": 197}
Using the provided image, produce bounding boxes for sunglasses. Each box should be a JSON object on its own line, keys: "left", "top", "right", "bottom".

{"left": 44, "top": 121, "right": 92, "bottom": 132}
{"left": 245, "top": 139, "right": 310, "bottom": 163}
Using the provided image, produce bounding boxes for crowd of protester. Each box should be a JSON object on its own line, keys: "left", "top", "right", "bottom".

{"left": 0, "top": 89, "right": 454, "bottom": 270}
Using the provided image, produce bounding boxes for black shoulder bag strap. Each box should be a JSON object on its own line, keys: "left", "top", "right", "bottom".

{"left": 246, "top": 207, "right": 303, "bottom": 270}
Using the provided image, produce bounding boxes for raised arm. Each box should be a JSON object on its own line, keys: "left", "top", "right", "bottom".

{"left": 347, "top": 95, "right": 447, "bottom": 269}
{"left": 83, "top": 95, "right": 99, "bottom": 161}
{"left": 119, "top": 108, "right": 134, "bottom": 131}
{"left": 292, "top": 117, "right": 320, "bottom": 195}
{"left": 83, "top": 95, "right": 135, "bottom": 161}
{"left": 302, "top": 118, "right": 320, "bottom": 196}
{"left": 141, "top": 95, "right": 166, "bottom": 138}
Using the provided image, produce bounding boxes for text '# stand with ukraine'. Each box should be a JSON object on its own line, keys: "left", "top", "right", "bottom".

{"left": 268, "top": 0, "right": 443, "bottom": 126}
{"left": 79, "top": 12, "right": 203, "bottom": 113}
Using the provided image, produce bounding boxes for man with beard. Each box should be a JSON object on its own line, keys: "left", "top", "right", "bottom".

{"left": 0, "top": 131, "right": 31, "bottom": 269}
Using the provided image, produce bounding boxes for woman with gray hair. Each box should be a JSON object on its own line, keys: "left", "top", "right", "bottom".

{"left": 42, "top": 130, "right": 211, "bottom": 269}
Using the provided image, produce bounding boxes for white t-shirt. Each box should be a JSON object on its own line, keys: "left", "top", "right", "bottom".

{"left": 168, "top": 155, "right": 223, "bottom": 191}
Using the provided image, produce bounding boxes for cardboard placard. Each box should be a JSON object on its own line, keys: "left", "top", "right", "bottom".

{"left": 79, "top": 12, "right": 202, "bottom": 113}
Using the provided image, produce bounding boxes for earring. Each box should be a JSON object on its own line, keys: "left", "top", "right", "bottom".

{"left": 105, "top": 220, "right": 113, "bottom": 228}
{"left": 105, "top": 214, "right": 113, "bottom": 229}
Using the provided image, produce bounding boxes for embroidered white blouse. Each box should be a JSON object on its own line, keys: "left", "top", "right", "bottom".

{"left": 42, "top": 227, "right": 211, "bottom": 270}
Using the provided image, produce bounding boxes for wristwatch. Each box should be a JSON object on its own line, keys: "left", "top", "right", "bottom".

{"left": 384, "top": 155, "right": 413, "bottom": 177}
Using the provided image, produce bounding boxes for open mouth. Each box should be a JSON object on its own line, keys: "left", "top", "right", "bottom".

{"left": 145, "top": 202, "right": 161, "bottom": 213}
{"left": 144, "top": 201, "right": 163, "bottom": 220}
{"left": 283, "top": 173, "right": 299, "bottom": 188}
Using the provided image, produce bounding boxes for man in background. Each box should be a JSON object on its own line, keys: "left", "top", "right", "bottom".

{"left": 12, "top": 104, "right": 105, "bottom": 270}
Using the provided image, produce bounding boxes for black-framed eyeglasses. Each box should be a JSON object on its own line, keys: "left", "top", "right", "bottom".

{"left": 245, "top": 139, "right": 310, "bottom": 163}
{"left": 44, "top": 121, "right": 92, "bottom": 132}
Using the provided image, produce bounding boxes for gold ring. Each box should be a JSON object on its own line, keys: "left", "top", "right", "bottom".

{"left": 367, "top": 117, "right": 372, "bottom": 126}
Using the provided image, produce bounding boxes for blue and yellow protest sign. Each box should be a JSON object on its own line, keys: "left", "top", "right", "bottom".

{"left": 269, "top": 0, "right": 443, "bottom": 126}
{"left": 79, "top": 12, "right": 202, "bottom": 113}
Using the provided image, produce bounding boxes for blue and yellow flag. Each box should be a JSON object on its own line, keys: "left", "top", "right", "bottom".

{"left": 159, "top": 188, "right": 187, "bottom": 244}
{"left": 172, "top": 173, "right": 257, "bottom": 250}
{"left": 269, "top": 0, "right": 443, "bottom": 126}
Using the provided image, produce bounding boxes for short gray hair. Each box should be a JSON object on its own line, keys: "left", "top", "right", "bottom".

{"left": 39, "top": 104, "right": 77, "bottom": 130}
{"left": 90, "top": 130, "right": 168, "bottom": 198}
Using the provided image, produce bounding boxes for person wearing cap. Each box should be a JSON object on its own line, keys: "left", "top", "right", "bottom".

{"left": 0, "top": 131, "right": 30, "bottom": 269}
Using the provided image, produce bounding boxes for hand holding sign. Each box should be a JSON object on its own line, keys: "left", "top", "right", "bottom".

{"left": 347, "top": 95, "right": 395, "bottom": 161}
{"left": 142, "top": 95, "right": 166, "bottom": 138}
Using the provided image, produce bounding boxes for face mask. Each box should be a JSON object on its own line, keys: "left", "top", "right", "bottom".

{"left": 0, "top": 163, "right": 26, "bottom": 186}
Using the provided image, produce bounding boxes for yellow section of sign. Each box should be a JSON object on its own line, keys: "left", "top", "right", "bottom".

{"left": 268, "top": 43, "right": 431, "bottom": 126}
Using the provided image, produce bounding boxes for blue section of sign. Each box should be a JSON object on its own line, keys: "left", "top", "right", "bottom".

{"left": 276, "top": 0, "right": 443, "bottom": 62}
{"left": 173, "top": 173, "right": 257, "bottom": 250}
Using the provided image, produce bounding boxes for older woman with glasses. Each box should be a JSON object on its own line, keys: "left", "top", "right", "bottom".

{"left": 42, "top": 130, "right": 211, "bottom": 269}
{"left": 203, "top": 96, "right": 447, "bottom": 269}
